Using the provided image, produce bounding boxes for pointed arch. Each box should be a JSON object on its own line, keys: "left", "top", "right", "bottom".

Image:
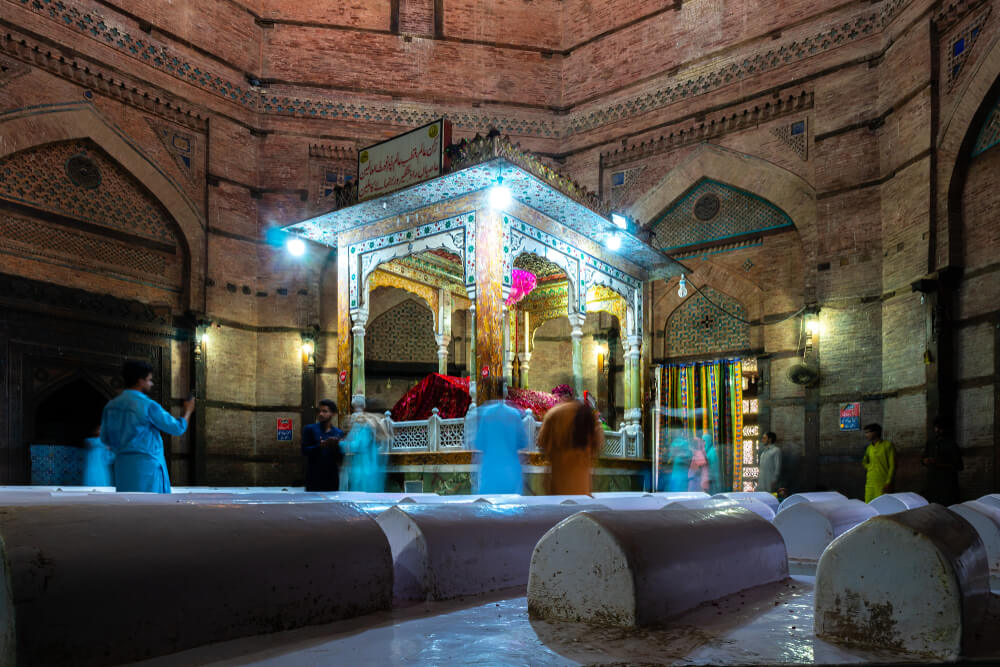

{"left": 939, "top": 32, "right": 1000, "bottom": 268}
{"left": 0, "top": 103, "right": 206, "bottom": 310}
{"left": 628, "top": 143, "right": 816, "bottom": 274}
{"left": 654, "top": 259, "right": 765, "bottom": 358}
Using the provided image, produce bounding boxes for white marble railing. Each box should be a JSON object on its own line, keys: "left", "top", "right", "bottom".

{"left": 382, "top": 406, "right": 643, "bottom": 459}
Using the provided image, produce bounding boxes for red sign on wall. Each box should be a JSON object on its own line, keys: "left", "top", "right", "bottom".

{"left": 277, "top": 418, "right": 293, "bottom": 441}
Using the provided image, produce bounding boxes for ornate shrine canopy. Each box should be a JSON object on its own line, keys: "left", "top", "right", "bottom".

{"left": 282, "top": 134, "right": 683, "bottom": 277}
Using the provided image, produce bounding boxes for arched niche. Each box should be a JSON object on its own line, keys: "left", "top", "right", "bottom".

{"left": 365, "top": 297, "right": 437, "bottom": 364}
{"left": 629, "top": 142, "right": 814, "bottom": 303}
{"left": 32, "top": 376, "right": 111, "bottom": 447}
{"left": 0, "top": 103, "right": 205, "bottom": 310}
{"left": 664, "top": 286, "right": 751, "bottom": 359}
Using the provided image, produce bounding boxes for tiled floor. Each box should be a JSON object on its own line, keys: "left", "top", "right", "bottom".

{"left": 135, "top": 575, "right": 1000, "bottom": 666}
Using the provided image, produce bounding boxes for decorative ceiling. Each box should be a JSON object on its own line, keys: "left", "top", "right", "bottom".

{"left": 513, "top": 252, "right": 565, "bottom": 280}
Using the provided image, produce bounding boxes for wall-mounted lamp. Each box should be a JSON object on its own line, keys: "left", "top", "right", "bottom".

{"left": 677, "top": 274, "right": 689, "bottom": 299}
{"left": 301, "top": 337, "right": 316, "bottom": 364}
{"left": 605, "top": 233, "right": 622, "bottom": 251}
{"left": 611, "top": 213, "right": 628, "bottom": 229}
{"left": 197, "top": 331, "right": 210, "bottom": 348}
{"left": 488, "top": 174, "right": 511, "bottom": 210}
{"left": 286, "top": 237, "right": 306, "bottom": 257}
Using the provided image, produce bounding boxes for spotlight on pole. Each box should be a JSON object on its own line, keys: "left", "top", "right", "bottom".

{"left": 286, "top": 238, "right": 306, "bottom": 257}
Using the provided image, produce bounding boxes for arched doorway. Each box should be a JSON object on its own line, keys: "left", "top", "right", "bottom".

{"left": 33, "top": 377, "right": 110, "bottom": 447}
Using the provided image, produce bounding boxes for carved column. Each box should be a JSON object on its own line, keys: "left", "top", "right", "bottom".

{"left": 503, "top": 310, "right": 513, "bottom": 386}
{"left": 350, "top": 308, "right": 368, "bottom": 403}
{"left": 465, "top": 302, "right": 476, "bottom": 380}
{"left": 436, "top": 288, "right": 453, "bottom": 375}
{"left": 520, "top": 310, "right": 531, "bottom": 389}
{"left": 626, "top": 334, "right": 643, "bottom": 425}
{"left": 435, "top": 334, "right": 451, "bottom": 375}
{"left": 568, "top": 311, "right": 586, "bottom": 399}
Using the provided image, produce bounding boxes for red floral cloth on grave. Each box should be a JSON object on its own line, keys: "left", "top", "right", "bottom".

{"left": 506, "top": 387, "right": 559, "bottom": 421}
{"left": 390, "top": 373, "right": 471, "bottom": 421}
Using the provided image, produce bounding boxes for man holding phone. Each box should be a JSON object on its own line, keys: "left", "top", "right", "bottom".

{"left": 100, "top": 359, "right": 194, "bottom": 493}
{"left": 301, "top": 399, "right": 345, "bottom": 491}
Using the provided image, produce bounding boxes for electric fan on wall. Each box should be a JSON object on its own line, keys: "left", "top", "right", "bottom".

{"left": 786, "top": 362, "right": 819, "bottom": 386}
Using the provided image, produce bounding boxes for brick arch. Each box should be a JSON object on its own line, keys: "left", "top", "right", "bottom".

{"left": 0, "top": 103, "right": 205, "bottom": 310}
{"left": 939, "top": 34, "right": 1000, "bottom": 268}
{"left": 653, "top": 259, "right": 764, "bottom": 358}
{"left": 629, "top": 142, "right": 816, "bottom": 299}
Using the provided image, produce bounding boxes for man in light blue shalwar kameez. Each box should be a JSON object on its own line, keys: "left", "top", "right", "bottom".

{"left": 474, "top": 400, "right": 527, "bottom": 495}
{"left": 100, "top": 360, "right": 194, "bottom": 494}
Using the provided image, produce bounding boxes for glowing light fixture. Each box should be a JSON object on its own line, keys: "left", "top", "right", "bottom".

{"left": 286, "top": 237, "right": 306, "bottom": 257}
{"left": 605, "top": 234, "right": 622, "bottom": 251}
{"left": 488, "top": 175, "right": 512, "bottom": 210}
{"left": 677, "top": 274, "right": 688, "bottom": 298}
{"left": 198, "top": 332, "right": 210, "bottom": 347}
{"left": 611, "top": 213, "right": 628, "bottom": 229}
{"left": 805, "top": 317, "right": 820, "bottom": 336}
{"left": 301, "top": 341, "right": 314, "bottom": 356}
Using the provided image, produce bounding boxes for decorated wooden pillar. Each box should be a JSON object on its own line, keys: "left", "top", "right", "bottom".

{"left": 474, "top": 210, "right": 507, "bottom": 401}
{"left": 520, "top": 310, "right": 531, "bottom": 389}
{"left": 568, "top": 311, "right": 586, "bottom": 399}
{"left": 350, "top": 307, "right": 368, "bottom": 403}
{"left": 436, "top": 288, "right": 453, "bottom": 375}
{"left": 337, "top": 244, "right": 352, "bottom": 423}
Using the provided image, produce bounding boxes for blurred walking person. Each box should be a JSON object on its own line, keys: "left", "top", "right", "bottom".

{"left": 665, "top": 420, "right": 692, "bottom": 492}
{"left": 343, "top": 396, "right": 390, "bottom": 492}
{"left": 474, "top": 400, "right": 527, "bottom": 494}
{"left": 82, "top": 423, "right": 115, "bottom": 487}
{"left": 537, "top": 396, "right": 604, "bottom": 495}
{"left": 101, "top": 360, "right": 193, "bottom": 494}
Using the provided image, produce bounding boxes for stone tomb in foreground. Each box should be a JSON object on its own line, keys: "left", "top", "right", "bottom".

{"left": 0, "top": 502, "right": 392, "bottom": 666}
{"left": 815, "top": 504, "right": 989, "bottom": 660}
{"left": 527, "top": 506, "right": 787, "bottom": 627}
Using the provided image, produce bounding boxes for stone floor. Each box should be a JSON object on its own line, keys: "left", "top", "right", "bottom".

{"left": 131, "top": 574, "right": 1000, "bottom": 666}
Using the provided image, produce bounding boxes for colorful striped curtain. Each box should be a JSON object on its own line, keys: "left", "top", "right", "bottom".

{"left": 658, "top": 359, "right": 743, "bottom": 492}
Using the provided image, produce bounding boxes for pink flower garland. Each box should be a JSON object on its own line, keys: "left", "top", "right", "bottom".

{"left": 505, "top": 268, "right": 537, "bottom": 306}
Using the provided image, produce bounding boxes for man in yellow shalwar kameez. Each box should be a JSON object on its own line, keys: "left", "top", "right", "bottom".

{"left": 862, "top": 423, "right": 895, "bottom": 502}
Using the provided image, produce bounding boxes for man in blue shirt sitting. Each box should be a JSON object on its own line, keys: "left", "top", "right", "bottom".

{"left": 100, "top": 359, "right": 194, "bottom": 493}
{"left": 302, "top": 399, "right": 345, "bottom": 491}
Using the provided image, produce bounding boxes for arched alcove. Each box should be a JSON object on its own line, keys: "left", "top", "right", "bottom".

{"left": 32, "top": 378, "right": 110, "bottom": 447}
{"left": 0, "top": 103, "right": 205, "bottom": 310}
{"left": 664, "top": 287, "right": 751, "bottom": 359}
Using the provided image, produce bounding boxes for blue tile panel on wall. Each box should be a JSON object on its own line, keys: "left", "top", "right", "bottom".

{"left": 651, "top": 179, "right": 794, "bottom": 253}
{"left": 366, "top": 299, "right": 438, "bottom": 363}
{"left": 30, "top": 444, "right": 85, "bottom": 485}
{"left": 972, "top": 96, "right": 1000, "bottom": 157}
{"left": 666, "top": 287, "right": 750, "bottom": 357}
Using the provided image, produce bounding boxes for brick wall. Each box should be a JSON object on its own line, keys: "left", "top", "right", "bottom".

{"left": 1, "top": 0, "right": 998, "bottom": 490}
